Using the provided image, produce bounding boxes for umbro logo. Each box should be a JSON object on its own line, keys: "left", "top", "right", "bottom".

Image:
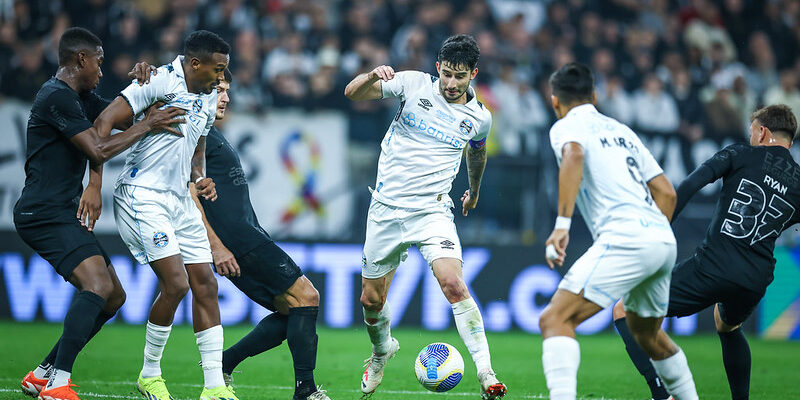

{"left": 418, "top": 98, "right": 433, "bottom": 110}
{"left": 440, "top": 240, "right": 455, "bottom": 250}
{"left": 163, "top": 93, "right": 176, "bottom": 101}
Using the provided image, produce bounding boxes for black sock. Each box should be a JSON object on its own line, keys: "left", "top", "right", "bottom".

{"left": 615, "top": 318, "right": 670, "bottom": 400}
{"left": 719, "top": 329, "right": 750, "bottom": 400}
{"left": 53, "top": 291, "right": 105, "bottom": 373}
{"left": 288, "top": 306, "right": 319, "bottom": 398}
{"left": 222, "top": 312, "right": 288, "bottom": 374}
{"left": 41, "top": 310, "right": 116, "bottom": 370}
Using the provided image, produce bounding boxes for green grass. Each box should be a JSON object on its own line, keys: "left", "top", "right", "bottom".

{"left": 2, "top": 321, "right": 799, "bottom": 400}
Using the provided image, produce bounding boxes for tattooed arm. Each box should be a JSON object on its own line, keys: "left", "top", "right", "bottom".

{"left": 460, "top": 142, "right": 487, "bottom": 216}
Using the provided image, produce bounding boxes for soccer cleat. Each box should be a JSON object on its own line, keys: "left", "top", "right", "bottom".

{"left": 21, "top": 371, "right": 48, "bottom": 397}
{"left": 200, "top": 385, "right": 239, "bottom": 400}
{"left": 361, "top": 337, "right": 400, "bottom": 394}
{"left": 294, "top": 386, "right": 331, "bottom": 400}
{"left": 136, "top": 374, "right": 174, "bottom": 400}
{"left": 478, "top": 368, "right": 507, "bottom": 400}
{"left": 652, "top": 397, "right": 674, "bottom": 400}
{"left": 37, "top": 381, "right": 79, "bottom": 400}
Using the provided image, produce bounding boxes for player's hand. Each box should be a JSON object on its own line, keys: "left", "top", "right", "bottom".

{"left": 195, "top": 177, "right": 217, "bottom": 201}
{"left": 369, "top": 65, "right": 395, "bottom": 81}
{"left": 212, "top": 244, "right": 240, "bottom": 277}
{"left": 544, "top": 228, "right": 569, "bottom": 269}
{"left": 144, "top": 102, "right": 185, "bottom": 136}
{"left": 128, "top": 62, "right": 157, "bottom": 85}
{"left": 77, "top": 183, "right": 102, "bottom": 232}
{"left": 461, "top": 189, "right": 478, "bottom": 216}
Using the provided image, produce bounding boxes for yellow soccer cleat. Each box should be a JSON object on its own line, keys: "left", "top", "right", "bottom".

{"left": 200, "top": 385, "right": 239, "bottom": 400}
{"left": 136, "top": 374, "right": 173, "bottom": 400}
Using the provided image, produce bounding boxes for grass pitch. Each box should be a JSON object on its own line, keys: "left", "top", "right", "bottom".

{"left": 1, "top": 322, "right": 799, "bottom": 400}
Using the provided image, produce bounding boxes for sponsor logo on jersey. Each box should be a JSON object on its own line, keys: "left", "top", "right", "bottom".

{"left": 418, "top": 98, "right": 433, "bottom": 110}
{"left": 440, "top": 240, "right": 455, "bottom": 250}
{"left": 163, "top": 93, "right": 176, "bottom": 102}
{"left": 459, "top": 119, "right": 473, "bottom": 135}
{"left": 401, "top": 112, "right": 465, "bottom": 149}
{"left": 153, "top": 232, "right": 169, "bottom": 248}
{"left": 435, "top": 109, "right": 456, "bottom": 123}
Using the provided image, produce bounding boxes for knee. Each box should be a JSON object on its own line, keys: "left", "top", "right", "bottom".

{"left": 539, "top": 306, "right": 559, "bottom": 333}
{"left": 299, "top": 281, "right": 320, "bottom": 307}
{"left": 83, "top": 278, "right": 114, "bottom": 300}
{"left": 439, "top": 276, "right": 468, "bottom": 303}
{"left": 612, "top": 300, "right": 627, "bottom": 321}
{"left": 360, "top": 290, "right": 384, "bottom": 312}
{"left": 106, "top": 287, "right": 126, "bottom": 312}
{"left": 162, "top": 279, "right": 190, "bottom": 302}
{"left": 193, "top": 276, "right": 219, "bottom": 301}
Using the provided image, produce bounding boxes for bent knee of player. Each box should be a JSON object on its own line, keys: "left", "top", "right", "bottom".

{"left": 360, "top": 290, "right": 385, "bottom": 312}
{"left": 297, "top": 279, "right": 320, "bottom": 307}
{"left": 439, "top": 276, "right": 469, "bottom": 303}
{"left": 106, "top": 286, "right": 126, "bottom": 312}
{"left": 612, "top": 300, "right": 627, "bottom": 321}
{"left": 713, "top": 304, "right": 740, "bottom": 332}
{"left": 161, "top": 279, "right": 190, "bottom": 303}
{"left": 192, "top": 275, "right": 219, "bottom": 301}
{"left": 81, "top": 276, "right": 115, "bottom": 300}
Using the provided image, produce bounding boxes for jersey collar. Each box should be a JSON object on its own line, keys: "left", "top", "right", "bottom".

{"left": 172, "top": 56, "right": 187, "bottom": 90}
{"left": 565, "top": 103, "right": 598, "bottom": 118}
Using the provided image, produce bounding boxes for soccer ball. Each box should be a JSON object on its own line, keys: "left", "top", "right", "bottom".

{"left": 414, "top": 342, "right": 464, "bottom": 392}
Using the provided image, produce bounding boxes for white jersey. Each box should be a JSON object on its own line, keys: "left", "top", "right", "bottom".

{"left": 549, "top": 104, "right": 675, "bottom": 245}
{"left": 115, "top": 56, "right": 217, "bottom": 196}
{"left": 374, "top": 71, "right": 492, "bottom": 209}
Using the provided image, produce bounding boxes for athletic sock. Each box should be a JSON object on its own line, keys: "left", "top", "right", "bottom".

{"left": 542, "top": 336, "right": 580, "bottom": 400}
{"left": 196, "top": 325, "right": 225, "bottom": 389}
{"left": 452, "top": 298, "right": 492, "bottom": 372}
{"left": 222, "top": 313, "right": 288, "bottom": 374}
{"left": 719, "top": 329, "right": 750, "bottom": 400}
{"left": 45, "top": 368, "right": 71, "bottom": 390}
{"left": 141, "top": 321, "right": 172, "bottom": 379}
{"left": 33, "top": 363, "right": 51, "bottom": 380}
{"left": 37, "top": 310, "right": 116, "bottom": 380}
{"left": 614, "top": 318, "right": 670, "bottom": 399}
{"left": 363, "top": 303, "right": 392, "bottom": 355}
{"left": 651, "top": 349, "right": 699, "bottom": 400}
{"left": 52, "top": 291, "right": 105, "bottom": 376}
{"left": 287, "top": 306, "right": 319, "bottom": 398}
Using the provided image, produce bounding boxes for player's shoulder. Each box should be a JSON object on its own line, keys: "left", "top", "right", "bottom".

{"left": 397, "top": 70, "right": 431, "bottom": 86}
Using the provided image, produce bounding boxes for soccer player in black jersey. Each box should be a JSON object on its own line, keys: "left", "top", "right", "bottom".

{"left": 15, "top": 27, "right": 184, "bottom": 400}
{"left": 613, "top": 104, "right": 800, "bottom": 400}
{"left": 188, "top": 70, "right": 329, "bottom": 400}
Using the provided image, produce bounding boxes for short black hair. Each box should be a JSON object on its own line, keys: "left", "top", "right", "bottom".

{"left": 549, "top": 62, "right": 595, "bottom": 106}
{"left": 223, "top": 68, "right": 233, "bottom": 84}
{"left": 184, "top": 30, "right": 230, "bottom": 62}
{"left": 58, "top": 27, "right": 102, "bottom": 66}
{"left": 751, "top": 104, "right": 798, "bottom": 141}
{"left": 437, "top": 34, "right": 480, "bottom": 71}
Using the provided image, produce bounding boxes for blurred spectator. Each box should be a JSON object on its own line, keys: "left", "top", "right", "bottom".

{"left": 490, "top": 63, "right": 549, "bottom": 155}
{"left": 764, "top": 70, "right": 800, "bottom": 124}
{"left": 0, "top": 40, "right": 52, "bottom": 102}
{"left": 704, "top": 88, "right": 745, "bottom": 142}
{"left": 631, "top": 73, "right": 679, "bottom": 134}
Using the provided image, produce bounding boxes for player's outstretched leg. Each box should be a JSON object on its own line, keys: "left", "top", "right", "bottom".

{"left": 626, "top": 311, "right": 698, "bottom": 400}
{"left": 431, "top": 258, "right": 506, "bottom": 399}
{"left": 360, "top": 271, "right": 399, "bottom": 396}
{"left": 714, "top": 303, "right": 751, "bottom": 400}
{"left": 612, "top": 301, "right": 671, "bottom": 400}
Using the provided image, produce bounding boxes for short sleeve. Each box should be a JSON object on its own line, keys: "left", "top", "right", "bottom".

{"left": 639, "top": 146, "right": 664, "bottom": 182}
{"left": 381, "top": 71, "right": 426, "bottom": 101}
{"left": 120, "top": 67, "right": 170, "bottom": 116}
{"left": 202, "top": 91, "right": 218, "bottom": 135}
{"left": 42, "top": 89, "right": 93, "bottom": 138}
{"left": 701, "top": 144, "right": 740, "bottom": 178}
{"left": 80, "top": 91, "right": 111, "bottom": 121}
{"left": 549, "top": 119, "right": 589, "bottom": 158}
{"left": 469, "top": 111, "right": 492, "bottom": 149}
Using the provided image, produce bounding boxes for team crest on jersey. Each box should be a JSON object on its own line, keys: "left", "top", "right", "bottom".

{"left": 163, "top": 93, "right": 176, "bottom": 102}
{"left": 459, "top": 119, "right": 473, "bottom": 135}
{"left": 418, "top": 98, "right": 433, "bottom": 111}
{"left": 193, "top": 99, "right": 203, "bottom": 114}
{"left": 153, "top": 232, "right": 169, "bottom": 248}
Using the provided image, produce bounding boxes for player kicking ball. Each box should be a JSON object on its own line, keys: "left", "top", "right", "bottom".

{"left": 344, "top": 34, "right": 506, "bottom": 399}
{"left": 92, "top": 30, "right": 236, "bottom": 400}
{"left": 612, "top": 104, "right": 800, "bottom": 400}
{"left": 188, "top": 70, "right": 330, "bottom": 400}
{"left": 539, "top": 62, "right": 699, "bottom": 400}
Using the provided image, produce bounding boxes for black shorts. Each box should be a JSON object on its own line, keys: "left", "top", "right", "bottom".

{"left": 15, "top": 220, "right": 111, "bottom": 281}
{"left": 227, "top": 241, "right": 304, "bottom": 311}
{"left": 667, "top": 255, "right": 764, "bottom": 326}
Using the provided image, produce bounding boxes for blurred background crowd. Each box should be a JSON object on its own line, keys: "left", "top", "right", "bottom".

{"left": 1, "top": 0, "right": 799, "bottom": 244}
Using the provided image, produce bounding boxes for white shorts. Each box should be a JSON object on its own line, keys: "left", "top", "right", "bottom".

{"left": 558, "top": 240, "right": 677, "bottom": 318}
{"left": 362, "top": 200, "right": 462, "bottom": 279}
{"left": 113, "top": 184, "right": 212, "bottom": 265}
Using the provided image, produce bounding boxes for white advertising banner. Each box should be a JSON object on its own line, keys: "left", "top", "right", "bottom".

{"left": 0, "top": 103, "right": 351, "bottom": 239}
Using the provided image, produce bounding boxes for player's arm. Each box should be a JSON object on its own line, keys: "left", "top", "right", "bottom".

{"left": 672, "top": 146, "right": 734, "bottom": 220}
{"left": 191, "top": 136, "right": 217, "bottom": 201}
{"left": 461, "top": 139, "right": 487, "bottom": 216}
{"left": 189, "top": 183, "right": 240, "bottom": 277}
{"left": 647, "top": 174, "right": 677, "bottom": 221}
{"left": 344, "top": 65, "right": 395, "bottom": 101}
{"left": 545, "top": 142, "right": 584, "bottom": 268}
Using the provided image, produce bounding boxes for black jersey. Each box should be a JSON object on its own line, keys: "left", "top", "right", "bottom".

{"left": 201, "top": 126, "right": 272, "bottom": 257}
{"left": 674, "top": 143, "right": 800, "bottom": 291}
{"left": 14, "top": 77, "right": 109, "bottom": 226}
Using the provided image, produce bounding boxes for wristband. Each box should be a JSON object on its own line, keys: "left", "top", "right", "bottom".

{"left": 195, "top": 176, "right": 205, "bottom": 184}
{"left": 555, "top": 216, "right": 571, "bottom": 230}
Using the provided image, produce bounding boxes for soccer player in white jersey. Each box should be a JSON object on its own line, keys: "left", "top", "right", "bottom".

{"left": 539, "top": 62, "right": 698, "bottom": 400}
{"left": 91, "top": 30, "right": 237, "bottom": 400}
{"left": 344, "top": 34, "right": 507, "bottom": 399}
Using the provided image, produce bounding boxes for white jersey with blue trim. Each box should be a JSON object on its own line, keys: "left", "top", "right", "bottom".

{"left": 549, "top": 104, "right": 675, "bottom": 245}
{"left": 373, "top": 70, "right": 492, "bottom": 210}
{"left": 115, "top": 56, "right": 217, "bottom": 196}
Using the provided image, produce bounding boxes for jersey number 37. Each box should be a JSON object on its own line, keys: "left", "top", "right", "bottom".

{"left": 721, "top": 178, "right": 796, "bottom": 245}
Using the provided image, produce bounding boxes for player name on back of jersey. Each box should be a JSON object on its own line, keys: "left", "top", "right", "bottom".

{"left": 598, "top": 135, "right": 642, "bottom": 154}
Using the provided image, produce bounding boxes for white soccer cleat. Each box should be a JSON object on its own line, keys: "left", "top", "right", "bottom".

{"left": 478, "top": 368, "right": 507, "bottom": 399}
{"left": 360, "top": 337, "right": 400, "bottom": 394}
{"left": 295, "top": 386, "right": 331, "bottom": 400}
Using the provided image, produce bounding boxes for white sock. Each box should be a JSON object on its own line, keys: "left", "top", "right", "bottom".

{"left": 363, "top": 304, "right": 392, "bottom": 354}
{"left": 452, "top": 298, "right": 492, "bottom": 372}
{"left": 45, "top": 368, "right": 70, "bottom": 390}
{"left": 141, "top": 322, "right": 172, "bottom": 379}
{"left": 33, "top": 364, "right": 50, "bottom": 380}
{"left": 542, "top": 336, "right": 580, "bottom": 400}
{"left": 651, "top": 349, "right": 698, "bottom": 400}
{"left": 196, "top": 325, "right": 225, "bottom": 389}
